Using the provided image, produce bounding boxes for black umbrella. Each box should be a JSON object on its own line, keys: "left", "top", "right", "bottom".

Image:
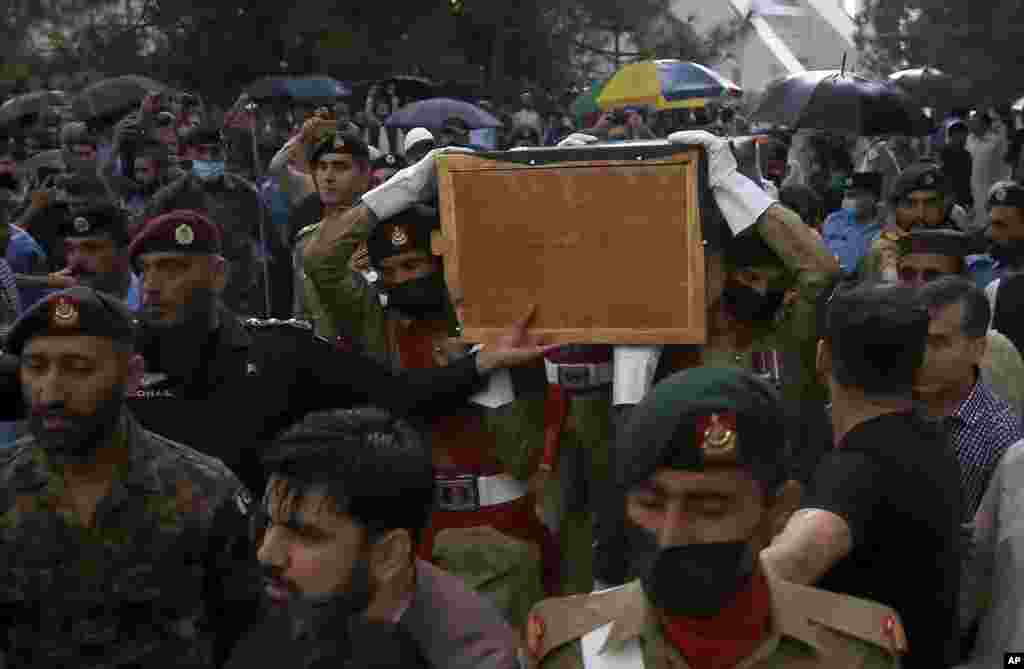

{"left": 889, "top": 67, "right": 965, "bottom": 108}
{"left": 753, "top": 70, "right": 928, "bottom": 136}
{"left": 380, "top": 75, "right": 436, "bottom": 102}
{"left": 0, "top": 91, "right": 69, "bottom": 129}
{"left": 73, "top": 75, "right": 168, "bottom": 121}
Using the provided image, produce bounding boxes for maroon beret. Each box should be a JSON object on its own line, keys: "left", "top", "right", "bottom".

{"left": 128, "top": 210, "right": 222, "bottom": 265}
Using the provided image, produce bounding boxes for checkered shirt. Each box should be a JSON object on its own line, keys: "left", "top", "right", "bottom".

{"left": 950, "top": 380, "right": 1024, "bottom": 521}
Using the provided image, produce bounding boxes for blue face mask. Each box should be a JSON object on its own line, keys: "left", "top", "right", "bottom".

{"left": 192, "top": 159, "right": 225, "bottom": 181}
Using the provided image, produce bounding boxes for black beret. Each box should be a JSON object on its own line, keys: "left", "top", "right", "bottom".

{"left": 309, "top": 131, "right": 370, "bottom": 166}
{"left": 618, "top": 366, "right": 789, "bottom": 493}
{"left": 367, "top": 205, "right": 440, "bottom": 266}
{"left": 889, "top": 162, "right": 946, "bottom": 202}
{"left": 5, "top": 286, "right": 137, "bottom": 354}
{"left": 899, "top": 228, "right": 971, "bottom": 258}
{"left": 128, "top": 209, "right": 222, "bottom": 265}
{"left": 59, "top": 203, "right": 129, "bottom": 244}
{"left": 987, "top": 181, "right": 1024, "bottom": 210}
{"left": 371, "top": 153, "right": 407, "bottom": 171}
{"left": 180, "top": 125, "right": 223, "bottom": 148}
{"left": 845, "top": 171, "right": 883, "bottom": 199}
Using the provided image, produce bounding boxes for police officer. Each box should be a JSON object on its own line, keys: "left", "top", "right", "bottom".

{"left": 0, "top": 285, "right": 258, "bottom": 667}
{"left": 524, "top": 366, "right": 906, "bottom": 669}
{"left": 974, "top": 180, "right": 1024, "bottom": 292}
{"left": 56, "top": 202, "right": 142, "bottom": 309}
{"left": 862, "top": 162, "right": 957, "bottom": 282}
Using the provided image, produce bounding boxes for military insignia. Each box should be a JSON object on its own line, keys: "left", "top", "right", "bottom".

{"left": 175, "top": 223, "right": 195, "bottom": 246}
{"left": 922, "top": 173, "right": 935, "bottom": 186}
{"left": 73, "top": 216, "right": 90, "bottom": 233}
{"left": 140, "top": 372, "right": 168, "bottom": 388}
{"left": 700, "top": 412, "right": 737, "bottom": 455}
{"left": 246, "top": 362, "right": 258, "bottom": 376}
{"left": 867, "top": 148, "right": 879, "bottom": 161}
{"left": 385, "top": 154, "right": 396, "bottom": 166}
{"left": 526, "top": 613, "right": 545, "bottom": 659}
{"left": 882, "top": 615, "right": 908, "bottom": 653}
{"left": 391, "top": 225, "right": 409, "bottom": 247}
{"left": 235, "top": 489, "right": 252, "bottom": 515}
{"left": 996, "top": 188, "right": 1008, "bottom": 202}
{"left": 51, "top": 296, "right": 79, "bottom": 328}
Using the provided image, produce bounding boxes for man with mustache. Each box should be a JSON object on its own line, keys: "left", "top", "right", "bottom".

{"left": 977, "top": 181, "right": 1024, "bottom": 301}
{"left": 526, "top": 366, "right": 906, "bottom": 669}
{"left": 229, "top": 407, "right": 519, "bottom": 669}
{"left": 0, "top": 285, "right": 259, "bottom": 667}
{"left": 56, "top": 202, "right": 141, "bottom": 310}
{"left": 118, "top": 209, "right": 546, "bottom": 496}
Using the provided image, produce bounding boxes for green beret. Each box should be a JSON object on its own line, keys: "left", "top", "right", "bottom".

{"left": 899, "top": 228, "right": 971, "bottom": 258}
{"left": 987, "top": 181, "right": 1024, "bottom": 210}
{"left": 889, "top": 162, "right": 945, "bottom": 202}
{"left": 5, "top": 286, "right": 137, "bottom": 354}
{"left": 618, "top": 366, "right": 788, "bottom": 493}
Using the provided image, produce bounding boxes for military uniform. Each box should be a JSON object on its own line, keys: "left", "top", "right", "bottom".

{"left": 0, "top": 286, "right": 259, "bottom": 668}
{"left": 0, "top": 412, "right": 257, "bottom": 668}
{"left": 526, "top": 366, "right": 906, "bottom": 669}
{"left": 304, "top": 206, "right": 555, "bottom": 628}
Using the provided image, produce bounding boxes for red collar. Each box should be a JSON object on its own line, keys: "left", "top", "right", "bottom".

{"left": 661, "top": 567, "right": 772, "bottom": 669}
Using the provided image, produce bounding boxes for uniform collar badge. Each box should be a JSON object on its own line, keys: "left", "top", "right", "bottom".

{"left": 700, "top": 412, "right": 737, "bottom": 456}
{"left": 73, "top": 216, "right": 90, "bottom": 234}
{"left": 51, "top": 295, "right": 80, "bottom": 328}
{"left": 391, "top": 225, "right": 409, "bottom": 247}
{"left": 922, "top": 173, "right": 935, "bottom": 186}
{"left": 996, "top": 188, "right": 1008, "bottom": 202}
{"left": 385, "top": 154, "right": 396, "bottom": 165}
{"left": 175, "top": 223, "right": 195, "bottom": 246}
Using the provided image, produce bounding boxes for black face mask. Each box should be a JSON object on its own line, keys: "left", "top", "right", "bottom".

{"left": 385, "top": 271, "right": 449, "bottom": 319}
{"left": 0, "top": 173, "right": 18, "bottom": 191}
{"left": 990, "top": 239, "right": 1024, "bottom": 267}
{"left": 722, "top": 279, "right": 786, "bottom": 325}
{"left": 631, "top": 526, "right": 756, "bottom": 618}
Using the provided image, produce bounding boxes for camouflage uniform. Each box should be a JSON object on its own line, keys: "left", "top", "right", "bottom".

{"left": 526, "top": 575, "right": 905, "bottom": 669}
{"left": 0, "top": 412, "right": 259, "bottom": 668}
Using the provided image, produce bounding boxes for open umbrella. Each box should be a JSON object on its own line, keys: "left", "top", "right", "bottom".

{"left": 17, "top": 149, "right": 64, "bottom": 180}
{"left": 889, "top": 67, "right": 962, "bottom": 108}
{"left": 753, "top": 70, "right": 928, "bottom": 136}
{"left": 0, "top": 91, "right": 68, "bottom": 129}
{"left": 380, "top": 75, "right": 436, "bottom": 101}
{"left": 384, "top": 98, "right": 501, "bottom": 130}
{"left": 244, "top": 75, "right": 351, "bottom": 102}
{"left": 73, "top": 75, "right": 167, "bottom": 121}
{"left": 597, "top": 60, "right": 741, "bottom": 111}
{"left": 570, "top": 81, "right": 607, "bottom": 120}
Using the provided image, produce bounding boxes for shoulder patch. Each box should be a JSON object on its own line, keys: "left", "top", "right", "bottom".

{"left": 526, "top": 582, "right": 643, "bottom": 665}
{"left": 778, "top": 578, "right": 907, "bottom": 656}
{"left": 244, "top": 318, "right": 313, "bottom": 331}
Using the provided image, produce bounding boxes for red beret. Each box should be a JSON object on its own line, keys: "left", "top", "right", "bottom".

{"left": 128, "top": 210, "right": 222, "bottom": 265}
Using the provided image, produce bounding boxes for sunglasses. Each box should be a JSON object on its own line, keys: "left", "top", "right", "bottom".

{"left": 898, "top": 267, "right": 952, "bottom": 283}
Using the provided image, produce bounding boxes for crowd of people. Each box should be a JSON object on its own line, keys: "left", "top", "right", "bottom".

{"left": 0, "top": 71, "right": 1023, "bottom": 669}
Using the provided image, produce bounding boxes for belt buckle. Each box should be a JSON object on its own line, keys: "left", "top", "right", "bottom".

{"left": 557, "top": 364, "right": 591, "bottom": 391}
{"left": 436, "top": 474, "right": 480, "bottom": 512}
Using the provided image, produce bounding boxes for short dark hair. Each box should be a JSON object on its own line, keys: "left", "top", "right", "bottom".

{"left": 825, "top": 283, "right": 929, "bottom": 396}
{"left": 263, "top": 408, "right": 434, "bottom": 544}
{"left": 917, "top": 276, "right": 990, "bottom": 340}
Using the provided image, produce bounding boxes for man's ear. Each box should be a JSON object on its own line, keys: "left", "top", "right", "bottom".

{"left": 369, "top": 528, "right": 413, "bottom": 586}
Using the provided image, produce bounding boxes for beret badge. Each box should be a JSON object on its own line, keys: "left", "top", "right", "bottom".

{"left": 73, "top": 217, "right": 90, "bottom": 234}
{"left": 391, "top": 225, "right": 409, "bottom": 248}
{"left": 700, "top": 412, "right": 737, "bottom": 456}
{"left": 175, "top": 223, "right": 195, "bottom": 246}
{"left": 51, "top": 295, "right": 79, "bottom": 329}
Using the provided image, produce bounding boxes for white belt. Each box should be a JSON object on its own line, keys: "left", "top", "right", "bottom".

{"left": 435, "top": 473, "right": 527, "bottom": 512}
{"left": 545, "top": 359, "right": 614, "bottom": 391}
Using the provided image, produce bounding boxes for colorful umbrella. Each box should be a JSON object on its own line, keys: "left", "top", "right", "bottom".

{"left": 597, "top": 60, "right": 741, "bottom": 111}
{"left": 570, "top": 81, "right": 607, "bottom": 119}
{"left": 243, "top": 75, "right": 351, "bottom": 102}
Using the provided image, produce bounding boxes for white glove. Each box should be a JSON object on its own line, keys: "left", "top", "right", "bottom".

{"left": 557, "top": 133, "right": 599, "bottom": 148}
{"left": 668, "top": 130, "right": 776, "bottom": 236}
{"left": 361, "top": 147, "right": 473, "bottom": 221}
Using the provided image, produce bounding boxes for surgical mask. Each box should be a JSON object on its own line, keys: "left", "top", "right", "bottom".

{"left": 191, "top": 159, "right": 225, "bottom": 181}
{"left": 722, "top": 279, "right": 786, "bottom": 325}
{"left": 384, "top": 271, "right": 449, "bottom": 319}
{"left": 633, "top": 530, "right": 756, "bottom": 617}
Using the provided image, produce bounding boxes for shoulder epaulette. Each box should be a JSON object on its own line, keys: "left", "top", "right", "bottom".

{"left": 783, "top": 579, "right": 907, "bottom": 655}
{"left": 526, "top": 582, "right": 641, "bottom": 665}
{"left": 244, "top": 318, "right": 313, "bottom": 331}
{"left": 295, "top": 223, "right": 321, "bottom": 240}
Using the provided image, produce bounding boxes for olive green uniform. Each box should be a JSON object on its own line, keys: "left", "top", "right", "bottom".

{"left": 527, "top": 573, "right": 905, "bottom": 669}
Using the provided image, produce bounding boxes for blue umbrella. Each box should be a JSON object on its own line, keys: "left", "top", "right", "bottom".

{"left": 384, "top": 98, "right": 502, "bottom": 130}
{"left": 244, "top": 75, "right": 351, "bottom": 102}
